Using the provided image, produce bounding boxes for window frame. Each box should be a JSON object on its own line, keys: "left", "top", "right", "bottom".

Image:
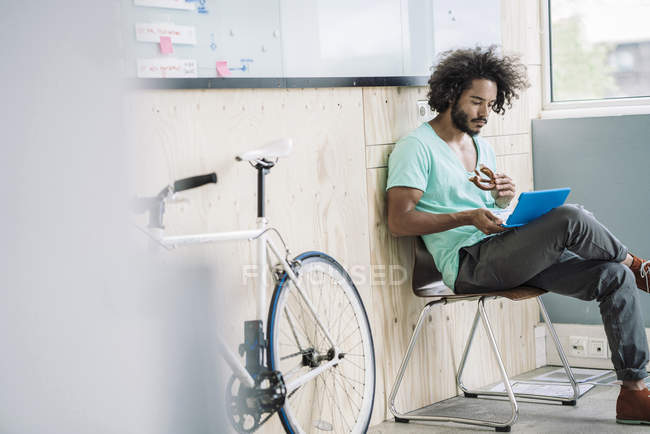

{"left": 541, "top": 0, "right": 650, "bottom": 119}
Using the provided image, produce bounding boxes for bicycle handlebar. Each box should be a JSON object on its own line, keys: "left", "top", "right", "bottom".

{"left": 173, "top": 172, "right": 217, "bottom": 193}
{"left": 132, "top": 172, "right": 218, "bottom": 228}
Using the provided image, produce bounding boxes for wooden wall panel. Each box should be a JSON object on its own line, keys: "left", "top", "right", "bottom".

{"left": 362, "top": 87, "right": 429, "bottom": 146}
{"left": 365, "top": 145, "right": 395, "bottom": 169}
{"left": 497, "top": 153, "right": 535, "bottom": 195}
{"left": 528, "top": 65, "right": 544, "bottom": 120}
{"left": 490, "top": 133, "right": 532, "bottom": 156}
{"left": 501, "top": 0, "right": 542, "bottom": 66}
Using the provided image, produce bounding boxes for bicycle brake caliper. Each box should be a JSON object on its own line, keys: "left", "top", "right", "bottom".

{"left": 289, "top": 259, "right": 302, "bottom": 276}
{"left": 271, "top": 259, "right": 301, "bottom": 282}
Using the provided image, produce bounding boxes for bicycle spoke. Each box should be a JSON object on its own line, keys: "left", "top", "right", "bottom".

{"left": 277, "top": 342, "right": 305, "bottom": 348}
{"left": 334, "top": 369, "right": 365, "bottom": 385}
{"left": 294, "top": 276, "right": 328, "bottom": 351}
{"left": 332, "top": 369, "right": 364, "bottom": 405}
{"left": 331, "top": 373, "right": 362, "bottom": 425}
{"left": 279, "top": 327, "right": 301, "bottom": 350}
{"left": 310, "top": 272, "right": 326, "bottom": 349}
{"left": 342, "top": 353, "right": 365, "bottom": 358}
{"left": 336, "top": 301, "right": 353, "bottom": 343}
{"left": 337, "top": 326, "right": 361, "bottom": 348}
{"left": 322, "top": 368, "right": 353, "bottom": 431}
{"left": 329, "top": 370, "right": 344, "bottom": 433}
{"left": 316, "top": 374, "right": 327, "bottom": 429}
{"left": 326, "top": 310, "right": 361, "bottom": 351}
{"left": 315, "top": 272, "right": 325, "bottom": 332}
{"left": 343, "top": 340, "right": 363, "bottom": 353}
{"left": 340, "top": 356, "right": 365, "bottom": 372}
{"left": 334, "top": 380, "right": 361, "bottom": 430}
{"left": 287, "top": 382, "right": 308, "bottom": 420}
{"left": 285, "top": 296, "right": 314, "bottom": 348}
{"left": 283, "top": 306, "right": 305, "bottom": 351}
{"left": 280, "top": 350, "right": 303, "bottom": 360}
{"left": 316, "top": 281, "right": 354, "bottom": 352}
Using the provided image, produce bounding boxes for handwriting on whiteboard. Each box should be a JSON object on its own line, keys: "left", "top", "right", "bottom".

{"left": 135, "top": 22, "right": 197, "bottom": 45}
{"left": 137, "top": 58, "right": 198, "bottom": 78}
{"left": 133, "top": 0, "right": 195, "bottom": 11}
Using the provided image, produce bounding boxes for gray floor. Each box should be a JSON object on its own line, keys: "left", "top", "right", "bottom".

{"left": 369, "top": 367, "right": 650, "bottom": 433}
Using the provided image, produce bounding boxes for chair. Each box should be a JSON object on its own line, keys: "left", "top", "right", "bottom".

{"left": 388, "top": 237, "right": 580, "bottom": 432}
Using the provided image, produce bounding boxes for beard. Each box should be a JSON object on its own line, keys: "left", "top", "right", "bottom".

{"left": 451, "top": 100, "right": 486, "bottom": 136}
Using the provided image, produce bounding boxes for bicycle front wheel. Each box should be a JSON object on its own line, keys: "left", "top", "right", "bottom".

{"left": 267, "top": 251, "right": 375, "bottom": 433}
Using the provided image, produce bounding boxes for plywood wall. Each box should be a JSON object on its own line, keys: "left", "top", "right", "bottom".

{"left": 127, "top": 1, "right": 544, "bottom": 430}
{"left": 127, "top": 88, "right": 373, "bottom": 434}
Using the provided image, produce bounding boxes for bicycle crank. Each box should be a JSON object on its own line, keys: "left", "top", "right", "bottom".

{"left": 226, "top": 370, "right": 286, "bottom": 433}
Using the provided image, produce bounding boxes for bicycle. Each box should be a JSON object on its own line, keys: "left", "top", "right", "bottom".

{"left": 133, "top": 138, "right": 376, "bottom": 433}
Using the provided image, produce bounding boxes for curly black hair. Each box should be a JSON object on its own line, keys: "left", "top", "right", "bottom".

{"left": 427, "top": 46, "right": 530, "bottom": 115}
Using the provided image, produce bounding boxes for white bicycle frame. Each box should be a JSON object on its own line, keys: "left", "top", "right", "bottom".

{"left": 149, "top": 215, "right": 341, "bottom": 392}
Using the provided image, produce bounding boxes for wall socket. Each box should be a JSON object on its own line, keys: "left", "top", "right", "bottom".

{"left": 589, "top": 338, "right": 608, "bottom": 359}
{"left": 569, "top": 336, "right": 588, "bottom": 357}
{"left": 416, "top": 100, "right": 434, "bottom": 122}
{"left": 568, "top": 335, "right": 608, "bottom": 358}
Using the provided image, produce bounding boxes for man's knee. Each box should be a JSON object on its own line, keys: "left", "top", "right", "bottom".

{"left": 597, "top": 262, "right": 636, "bottom": 302}
{"left": 553, "top": 204, "right": 591, "bottom": 222}
{"left": 546, "top": 204, "right": 597, "bottom": 234}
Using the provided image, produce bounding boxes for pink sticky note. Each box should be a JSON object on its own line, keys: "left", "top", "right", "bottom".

{"left": 216, "top": 61, "right": 232, "bottom": 77}
{"left": 159, "top": 36, "right": 173, "bottom": 54}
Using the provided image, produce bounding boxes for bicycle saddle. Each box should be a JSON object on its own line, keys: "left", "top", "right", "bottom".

{"left": 236, "top": 138, "right": 293, "bottom": 162}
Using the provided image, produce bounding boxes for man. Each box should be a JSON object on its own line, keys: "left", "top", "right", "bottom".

{"left": 386, "top": 46, "right": 650, "bottom": 424}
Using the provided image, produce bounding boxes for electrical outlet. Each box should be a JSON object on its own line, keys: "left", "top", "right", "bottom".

{"left": 569, "top": 336, "right": 588, "bottom": 357}
{"left": 416, "top": 100, "right": 434, "bottom": 121}
{"left": 589, "top": 338, "right": 608, "bottom": 359}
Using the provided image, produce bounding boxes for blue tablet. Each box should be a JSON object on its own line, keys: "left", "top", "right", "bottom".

{"left": 495, "top": 188, "right": 571, "bottom": 228}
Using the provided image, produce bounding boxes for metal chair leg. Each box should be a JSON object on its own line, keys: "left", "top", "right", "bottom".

{"left": 456, "top": 303, "right": 482, "bottom": 395}
{"left": 538, "top": 297, "right": 580, "bottom": 403}
{"left": 460, "top": 297, "right": 580, "bottom": 405}
{"left": 456, "top": 297, "right": 519, "bottom": 428}
{"left": 390, "top": 297, "right": 518, "bottom": 431}
{"left": 478, "top": 297, "right": 519, "bottom": 428}
{"left": 389, "top": 299, "right": 442, "bottom": 418}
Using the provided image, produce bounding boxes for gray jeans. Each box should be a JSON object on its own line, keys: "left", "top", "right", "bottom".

{"left": 455, "top": 204, "right": 649, "bottom": 381}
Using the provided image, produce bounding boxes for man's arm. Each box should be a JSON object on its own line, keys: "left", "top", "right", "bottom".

{"left": 386, "top": 187, "right": 506, "bottom": 237}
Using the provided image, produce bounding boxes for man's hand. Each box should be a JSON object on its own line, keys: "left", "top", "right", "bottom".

{"left": 491, "top": 172, "right": 516, "bottom": 208}
{"left": 469, "top": 208, "right": 507, "bottom": 234}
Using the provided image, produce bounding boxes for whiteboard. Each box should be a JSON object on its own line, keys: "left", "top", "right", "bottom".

{"left": 432, "top": 0, "right": 501, "bottom": 56}
{"left": 122, "top": 0, "right": 500, "bottom": 83}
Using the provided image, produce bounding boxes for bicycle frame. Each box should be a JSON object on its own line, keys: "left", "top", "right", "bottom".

{"left": 149, "top": 216, "right": 341, "bottom": 392}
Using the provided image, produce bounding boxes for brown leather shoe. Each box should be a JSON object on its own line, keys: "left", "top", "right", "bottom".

{"left": 617, "top": 386, "right": 650, "bottom": 425}
{"left": 630, "top": 254, "right": 650, "bottom": 293}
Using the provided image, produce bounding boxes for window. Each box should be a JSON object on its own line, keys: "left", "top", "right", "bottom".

{"left": 547, "top": 0, "right": 650, "bottom": 103}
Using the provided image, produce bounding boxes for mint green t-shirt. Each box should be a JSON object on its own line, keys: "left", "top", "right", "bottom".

{"left": 386, "top": 122, "right": 498, "bottom": 290}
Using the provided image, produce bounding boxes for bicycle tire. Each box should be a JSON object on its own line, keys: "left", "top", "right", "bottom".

{"left": 267, "top": 251, "right": 375, "bottom": 433}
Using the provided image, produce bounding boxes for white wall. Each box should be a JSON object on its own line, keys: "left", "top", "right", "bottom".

{"left": 0, "top": 2, "right": 225, "bottom": 433}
